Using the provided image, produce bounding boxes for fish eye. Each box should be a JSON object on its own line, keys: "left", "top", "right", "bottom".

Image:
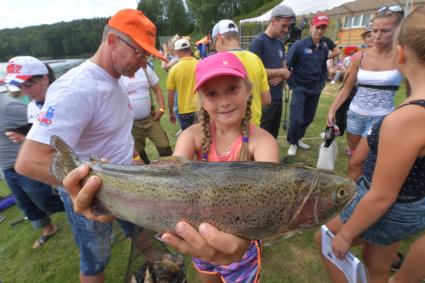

{"left": 337, "top": 189, "right": 346, "bottom": 198}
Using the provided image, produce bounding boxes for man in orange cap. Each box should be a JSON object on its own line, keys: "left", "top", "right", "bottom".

{"left": 15, "top": 9, "right": 166, "bottom": 283}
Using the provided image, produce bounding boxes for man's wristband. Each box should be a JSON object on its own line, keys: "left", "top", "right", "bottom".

{"left": 159, "top": 108, "right": 165, "bottom": 113}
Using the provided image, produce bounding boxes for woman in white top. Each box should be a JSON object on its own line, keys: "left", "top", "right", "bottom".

{"left": 327, "top": 6, "right": 404, "bottom": 155}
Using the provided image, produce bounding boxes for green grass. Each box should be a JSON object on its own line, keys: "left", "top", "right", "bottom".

{"left": 0, "top": 60, "right": 414, "bottom": 283}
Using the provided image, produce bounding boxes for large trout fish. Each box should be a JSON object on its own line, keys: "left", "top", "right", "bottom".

{"left": 50, "top": 135, "right": 355, "bottom": 240}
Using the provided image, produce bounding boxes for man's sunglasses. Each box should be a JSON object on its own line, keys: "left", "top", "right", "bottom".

{"left": 118, "top": 37, "right": 148, "bottom": 60}
{"left": 376, "top": 5, "right": 404, "bottom": 16}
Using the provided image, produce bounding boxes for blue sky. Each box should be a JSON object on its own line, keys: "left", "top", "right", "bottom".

{"left": 0, "top": 0, "right": 138, "bottom": 30}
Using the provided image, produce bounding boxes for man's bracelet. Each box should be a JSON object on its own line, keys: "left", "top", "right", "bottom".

{"left": 159, "top": 108, "right": 165, "bottom": 113}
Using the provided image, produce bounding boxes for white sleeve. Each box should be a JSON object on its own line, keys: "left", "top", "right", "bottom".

{"left": 27, "top": 101, "right": 39, "bottom": 123}
{"left": 147, "top": 66, "right": 159, "bottom": 86}
{"left": 26, "top": 84, "right": 93, "bottom": 148}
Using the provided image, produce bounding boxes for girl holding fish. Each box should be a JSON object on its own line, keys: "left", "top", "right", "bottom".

{"left": 63, "top": 51, "right": 279, "bottom": 283}
{"left": 162, "top": 52, "right": 279, "bottom": 283}
{"left": 315, "top": 5, "right": 425, "bottom": 283}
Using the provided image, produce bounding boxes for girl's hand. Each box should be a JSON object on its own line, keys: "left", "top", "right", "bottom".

{"left": 331, "top": 231, "right": 352, "bottom": 260}
{"left": 5, "top": 131, "right": 25, "bottom": 143}
{"left": 161, "top": 221, "right": 250, "bottom": 266}
{"left": 327, "top": 111, "right": 335, "bottom": 127}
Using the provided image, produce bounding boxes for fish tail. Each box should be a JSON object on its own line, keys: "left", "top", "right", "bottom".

{"left": 50, "top": 135, "right": 81, "bottom": 181}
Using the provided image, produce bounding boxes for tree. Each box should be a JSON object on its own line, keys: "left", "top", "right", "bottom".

{"left": 138, "top": 0, "right": 166, "bottom": 35}
{"left": 165, "top": 0, "right": 194, "bottom": 35}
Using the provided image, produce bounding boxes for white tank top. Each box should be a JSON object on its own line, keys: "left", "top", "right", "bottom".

{"left": 349, "top": 68, "right": 403, "bottom": 116}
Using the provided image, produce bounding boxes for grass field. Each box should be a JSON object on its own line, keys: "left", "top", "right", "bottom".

{"left": 0, "top": 60, "right": 414, "bottom": 283}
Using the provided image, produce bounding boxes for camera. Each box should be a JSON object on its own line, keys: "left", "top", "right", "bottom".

{"left": 285, "top": 17, "right": 309, "bottom": 45}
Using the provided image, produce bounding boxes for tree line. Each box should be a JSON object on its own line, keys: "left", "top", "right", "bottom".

{"left": 0, "top": 0, "right": 271, "bottom": 61}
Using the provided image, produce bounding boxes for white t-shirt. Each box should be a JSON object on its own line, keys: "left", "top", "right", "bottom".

{"left": 120, "top": 67, "right": 159, "bottom": 120}
{"left": 27, "top": 60, "right": 134, "bottom": 165}
{"left": 27, "top": 100, "right": 41, "bottom": 123}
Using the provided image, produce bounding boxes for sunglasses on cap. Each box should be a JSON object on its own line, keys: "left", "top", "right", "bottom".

{"left": 376, "top": 5, "right": 404, "bottom": 16}
{"left": 118, "top": 37, "right": 149, "bottom": 60}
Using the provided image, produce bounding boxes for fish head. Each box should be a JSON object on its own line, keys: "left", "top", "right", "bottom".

{"left": 292, "top": 170, "right": 356, "bottom": 229}
{"left": 50, "top": 135, "right": 82, "bottom": 181}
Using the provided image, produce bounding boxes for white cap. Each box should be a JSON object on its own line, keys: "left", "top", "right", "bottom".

{"left": 1, "top": 56, "right": 48, "bottom": 85}
{"left": 211, "top": 20, "right": 239, "bottom": 38}
{"left": 174, "top": 38, "right": 191, "bottom": 50}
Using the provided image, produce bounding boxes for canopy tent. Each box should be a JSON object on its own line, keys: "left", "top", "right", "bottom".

{"left": 240, "top": 0, "right": 354, "bottom": 23}
{"left": 239, "top": 0, "right": 423, "bottom": 46}
{"left": 241, "top": 0, "right": 423, "bottom": 23}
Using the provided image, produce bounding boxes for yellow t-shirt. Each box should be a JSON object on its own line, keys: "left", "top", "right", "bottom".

{"left": 233, "top": 50, "right": 269, "bottom": 125}
{"left": 166, "top": 57, "right": 199, "bottom": 114}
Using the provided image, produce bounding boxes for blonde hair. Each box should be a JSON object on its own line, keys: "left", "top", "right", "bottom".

{"left": 397, "top": 4, "right": 425, "bottom": 62}
{"left": 199, "top": 79, "right": 253, "bottom": 162}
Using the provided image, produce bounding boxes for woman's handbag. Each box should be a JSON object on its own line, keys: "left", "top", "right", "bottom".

{"left": 317, "top": 125, "right": 339, "bottom": 171}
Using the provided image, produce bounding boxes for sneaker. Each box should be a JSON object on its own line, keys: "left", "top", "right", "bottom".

{"left": 298, "top": 140, "right": 310, "bottom": 150}
{"left": 330, "top": 80, "right": 336, "bottom": 84}
{"left": 287, "top": 144, "right": 297, "bottom": 156}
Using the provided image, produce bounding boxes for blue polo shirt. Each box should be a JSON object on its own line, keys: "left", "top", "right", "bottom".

{"left": 249, "top": 33, "right": 285, "bottom": 101}
{"left": 286, "top": 36, "right": 328, "bottom": 93}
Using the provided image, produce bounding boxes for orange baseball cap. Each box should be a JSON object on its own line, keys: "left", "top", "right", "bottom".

{"left": 108, "top": 9, "right": 166, "bottom": 61}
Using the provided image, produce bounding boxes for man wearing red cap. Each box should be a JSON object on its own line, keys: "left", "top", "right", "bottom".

{"left": 15, "top": 9, "right": 166, "bottom": 283}
{"left": 285, "top": 12, "right": 330, "bottom": 156}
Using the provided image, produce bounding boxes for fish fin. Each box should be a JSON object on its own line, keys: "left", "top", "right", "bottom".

{"left": 149, "top": 156, "right": 187, "bottom": 168}
{"left": 262, "top": 230, "right": 302, "bottom": 246}
{"left": 49, "top": 135, "right": 81, "bottom": 181}
{"left": 90, "top": 155, "right": 100, "bottom": 162}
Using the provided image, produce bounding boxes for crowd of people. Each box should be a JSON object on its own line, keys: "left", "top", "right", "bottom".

{"left": 0, "top": 3, "right": 424, "bottom": 283}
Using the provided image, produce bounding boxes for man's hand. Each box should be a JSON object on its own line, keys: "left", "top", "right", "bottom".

{"left": 269, "top": 76, "right": 283, "bottom": 86}
{"left": 161, "top": 221, "right": 251, "bottom": 266}
{"left": 5, "top": 131, "right": 25, "bottom": 143}
{"left": 169, "top": 113, "right": 176, "bottom": 124}
{"left": 151, "top": 110, "right": 163, "bottom": 121}
{"left": 63, "top": 165, "right": 115, "bottom": 222}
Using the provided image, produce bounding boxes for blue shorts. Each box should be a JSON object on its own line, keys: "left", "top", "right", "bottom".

{"left": 58, "top": 187, "right": 112, "bottom": 276}
{"left": 346, "top": 110, "right": 383, "bottom": 137}
{"left": 340, "top": 178, "right": 425, "bottom": 246}
{"left": 192, "top": 240, "right": 261, "bottom": 283}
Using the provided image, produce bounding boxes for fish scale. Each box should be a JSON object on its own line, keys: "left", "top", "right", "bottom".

{"left": 50, "top": 135, "right": 356, "bottom": 240}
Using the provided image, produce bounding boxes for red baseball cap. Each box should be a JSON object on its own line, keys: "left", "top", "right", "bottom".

{"left": 108, "top": 9, "right": 166, "bottom": 61}
{"left": 195, "top": 52, "right": 247, "bottom": 92}
{"left": 312, "top": 12, "right": 329, "bottom": 27}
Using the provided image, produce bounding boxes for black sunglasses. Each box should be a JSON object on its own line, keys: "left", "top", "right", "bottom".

{"left": 376, "top": 5, "right": 404, "bottom": 16}
{"left": 118, "top": 37, "right": 148, "bottom": 60}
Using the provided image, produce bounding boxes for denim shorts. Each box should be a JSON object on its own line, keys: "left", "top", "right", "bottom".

{"left": 346, "top": 110, "right": 384, "bottom": 137}
{"left": 179, "top": 112, "right": 197, "bottom": 131}
{"left": 340, "top": 178, "right": 425, "bottom": 246}
{"left": 192, "top": 240, "right": 261, "bottom": 283}
{"left": 58, "top": 187, "right": 112, "bottom": 276}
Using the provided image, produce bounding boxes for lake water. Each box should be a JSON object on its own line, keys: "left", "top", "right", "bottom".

{"left": 0, "top": 58, "right": 86, "bottom": 93}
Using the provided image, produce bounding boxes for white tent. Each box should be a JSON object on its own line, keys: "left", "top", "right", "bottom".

{"left": 240, "top": 0, "right": 422, "bottom": 24}
{"left": 240, "top": 0, "right": 354, "bottom": 23}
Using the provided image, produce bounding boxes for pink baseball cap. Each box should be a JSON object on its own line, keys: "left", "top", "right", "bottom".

{"left": 195, "top": 52, "right": 247, "bottom": 92}
{"left": 1, "top": 56, "right": 48, "bottom": 86}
